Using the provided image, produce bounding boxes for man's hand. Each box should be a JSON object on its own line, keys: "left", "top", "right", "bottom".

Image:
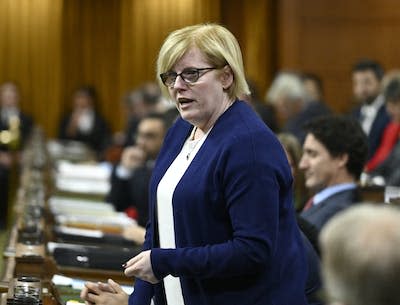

{"left": 120, "top": 146, "right": 146, "bottom": 170}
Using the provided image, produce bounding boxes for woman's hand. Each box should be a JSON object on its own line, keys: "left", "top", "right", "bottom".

{"left": 124, "top": 250, "right": 159, "bottom": 284}
{"left": 80, "top": 279, "right": 129, "bottom": 305}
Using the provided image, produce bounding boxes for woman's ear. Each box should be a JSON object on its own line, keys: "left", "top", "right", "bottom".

{"left": 220, "top": 65, "right": 234, "bottom": 90}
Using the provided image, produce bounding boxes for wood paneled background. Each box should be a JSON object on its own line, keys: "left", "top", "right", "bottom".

{"left": 277, "top": 0, "right": 400, "bottom": 113}
{"left": 1, "top": 0, "right": 400, "bottom": 137}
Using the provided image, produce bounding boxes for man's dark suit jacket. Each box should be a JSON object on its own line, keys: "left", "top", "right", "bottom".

{"left": 352, "top": 104, "right": 390, "bottom": 160}
{"left": 106, "top": 164, "right": 152, "bottom": 227}
{"left": 300, "top": 188, "right": 361, "bottom": 231}
{"left": 301, "top": 231, "right": 323, "bottom": 305}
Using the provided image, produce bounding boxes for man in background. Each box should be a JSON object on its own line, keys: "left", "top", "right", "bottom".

{"left": 350, "top": 59, "right": 390, "bottom": 160}
{"left": 266, "top": 72, "right": 330, "bottom": 143}
{"left": 106, "top": 113, "right": 167, "bottom": 244}
{"left": 299, "top": 115, "right": 368, "bottom": 232}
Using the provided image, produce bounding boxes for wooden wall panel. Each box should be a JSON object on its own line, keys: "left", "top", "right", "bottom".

{"left": 62, "top": 0, "right": 221, "bottom": 133}
{"left": 0, "top": 0, "right": 272, "bottom": 138}
{"left": 5, "top": 0, "right": 400, "bottom": 137}
{"left": 119, "top": 0, "right": 221, "bottom": 97}
{"left": 277, "top": 0, "right": 400, "bottom": 113}
{"left": 242, "top": 0, "right": 275, "bottom": 97}
{"left": 0, "top": 0, "right": 63, "bottom": 137}
{"left": 61, "top": 0, "right": 122, "bottom": 133}
{"left": 221, "top": 0, "right": 275, "bottom": 99}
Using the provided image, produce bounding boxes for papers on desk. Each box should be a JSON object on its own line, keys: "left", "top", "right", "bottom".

{"left": 54, "top": 160, "right": 112, "bottom": 195}
{"left": 49, "top": 196, "right": 135, "bottom": 233}
{"left": 52, "top": 274, "right": 134, "bottom": 294}
{"left": 54, "top": 225, "right": 104, "bottom": 238}
{"left": 385, "top": 186, "right": 400, "bottom": 203}
{"left": 47, "top": 139, "right": 95, "bottom": 162}
{"left": 49, "top": 196, "right": 115, "bottom": 216}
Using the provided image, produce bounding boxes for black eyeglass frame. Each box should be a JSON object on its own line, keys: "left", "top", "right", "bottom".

{"left": 159, "top": 67, "right": 217, "bottom": 87}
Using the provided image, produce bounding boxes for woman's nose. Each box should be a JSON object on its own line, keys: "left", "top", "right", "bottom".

{"left": 173, "top": 74, "right": 188, "bottom": 89}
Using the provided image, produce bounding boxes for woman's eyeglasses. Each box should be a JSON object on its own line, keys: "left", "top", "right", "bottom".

{"left": 160, "top": 67, "right": 217, "bottom": 87}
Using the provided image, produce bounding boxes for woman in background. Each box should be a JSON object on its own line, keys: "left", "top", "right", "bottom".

{"left": 58, "top": 85, "right": 111, "bottom": 156}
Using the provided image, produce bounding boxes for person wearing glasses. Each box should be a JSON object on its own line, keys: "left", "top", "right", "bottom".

{"left": 82, "top": 23, "right": 307, "bottom": 305}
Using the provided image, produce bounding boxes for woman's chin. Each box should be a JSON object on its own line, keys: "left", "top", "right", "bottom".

{"left": 179, "top": 109, "right": 196, "bottom": 123}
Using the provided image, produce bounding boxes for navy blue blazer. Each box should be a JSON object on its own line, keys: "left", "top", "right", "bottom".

{"left": 300, "top": 188, "right": 361, "bottom": 231}
{"left": 129, "top": 101, "right": 308, "bottom": 305}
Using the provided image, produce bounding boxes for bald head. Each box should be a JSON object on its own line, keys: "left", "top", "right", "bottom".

{"left": 320, "top": 204, "right": 400, "bottom": 305}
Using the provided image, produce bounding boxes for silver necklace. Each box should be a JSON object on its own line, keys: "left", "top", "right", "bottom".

{"left": 186, "top": 127, "right": 201, "bottom": 160}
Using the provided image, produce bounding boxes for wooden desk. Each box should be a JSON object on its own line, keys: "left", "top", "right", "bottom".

{"left": 359, "top": 185, "right": 385, "bottom": 203}
{"left": 1, "top": 133, "right": 137, "bottom": 304}
{"left": 57, "top": 266, "right": 132, "bottom": 285}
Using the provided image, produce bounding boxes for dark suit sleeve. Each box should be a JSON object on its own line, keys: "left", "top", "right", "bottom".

{"left": 297, "top": 215, "right": 320, "bottom": 256}
{"left": 106, "top": 166, "right": 151, "bottom": 227}
{"left": 106, "top": 166, "right": 133, "bottom": 212}
{"left": 89, "top": 113, "right": 112, "bottom": 151}
{"left": 300, "top": 232, "right": 323, "bottom": 305}
{"left": 58, "top": 114, "right": 71, "bottom": 140}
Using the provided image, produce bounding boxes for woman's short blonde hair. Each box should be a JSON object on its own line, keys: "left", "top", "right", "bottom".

{"left": 156, "top": 23, "right": 249, "bottom": 100}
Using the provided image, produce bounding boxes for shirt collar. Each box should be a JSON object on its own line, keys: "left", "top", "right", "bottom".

{"left": 361, "top": 94, "right": 385, "bottom": 113}
{"left": 313, "top": 183, "right": 357, "bottom": 205}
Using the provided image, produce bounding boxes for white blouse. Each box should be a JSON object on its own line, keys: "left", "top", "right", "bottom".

{"left": 156, "top": 127, "right": 211, "bottom": 305}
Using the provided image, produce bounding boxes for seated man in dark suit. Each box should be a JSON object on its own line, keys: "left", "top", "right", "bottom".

{"left": 299, "top": 115, "right": 368, "bottom": 232}
{"left": 106, "top": 113, "right": 167, "bottom": 244}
